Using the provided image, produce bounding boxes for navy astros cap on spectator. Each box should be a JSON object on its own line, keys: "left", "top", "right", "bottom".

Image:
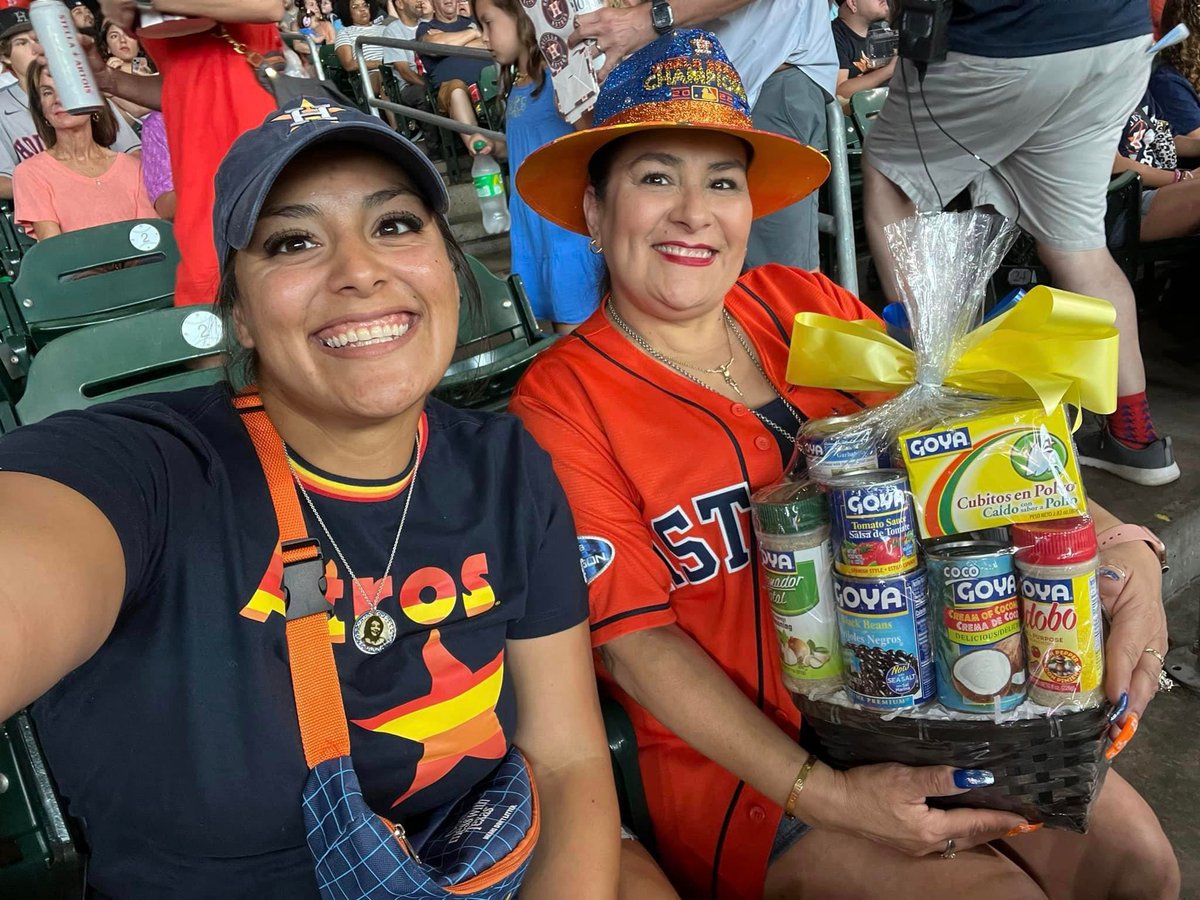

{"left": 213, "top": 97, "right": 449, "bottom": 271}
{"left": 63, "top": 0, "right": 89, "bottom": 8}
{"left": 0, "top": 7, "right": 33, "bottom": 41}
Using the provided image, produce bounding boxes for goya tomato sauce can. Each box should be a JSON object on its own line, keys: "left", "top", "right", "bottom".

{"left": 834, "top": 567, "right": 934, "bottom": 710}
{"left": 825, "top": 470, "right": 918, "bottom": 577}
{"left": 925, "top": 540, "right": 1026, "bottom": 714}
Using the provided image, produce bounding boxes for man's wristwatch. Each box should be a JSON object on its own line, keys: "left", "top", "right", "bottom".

{"left": 1098, "top": 524, "right": 1168, "bottom": 572}
{"left": 650, "top": 0, "right": 674, "bottom": 35}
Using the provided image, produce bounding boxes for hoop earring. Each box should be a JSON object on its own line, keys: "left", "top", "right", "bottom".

{"left": 588, "top": 238, "right": 603, "bottom": 255}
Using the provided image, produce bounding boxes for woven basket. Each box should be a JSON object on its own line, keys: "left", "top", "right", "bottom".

{"left": 794, "top": 694, "right": 1114, "bottom": 833}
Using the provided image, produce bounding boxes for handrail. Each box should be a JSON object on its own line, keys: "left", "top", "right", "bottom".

{"left": 280, "top": 31, "right": 325, "bottom": 80}
{"left": 352, "top": 34, "right": 504, "bottom": 141}
{"left": 818, "top": 100, "right": 858, "bottom": 294}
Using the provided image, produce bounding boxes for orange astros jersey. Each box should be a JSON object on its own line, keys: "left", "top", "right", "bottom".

{"left": 511, "top": 265, "right": 879, "bottom": 899}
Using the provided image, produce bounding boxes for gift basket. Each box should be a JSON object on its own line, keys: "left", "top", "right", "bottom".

{"left": 752, "top": 211, "right": 1123, "bottom": 832}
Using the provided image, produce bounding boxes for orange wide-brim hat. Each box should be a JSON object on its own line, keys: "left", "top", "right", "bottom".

{"left": 516, "top": 29, "right": 830, "bottom": 236}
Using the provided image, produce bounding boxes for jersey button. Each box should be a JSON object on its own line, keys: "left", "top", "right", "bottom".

{"left": 755, "top": 435, "right": 772, "bottom": 451}
{"left": 749, "top": 804, "right": 766, "bottom": 824}
{"left": 731, "top": 403, "right": 747, "bottom": 416}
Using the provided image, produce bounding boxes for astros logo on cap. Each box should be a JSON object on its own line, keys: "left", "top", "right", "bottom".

{"left": 271, "top": 99, "right": 345, "bottom": 133}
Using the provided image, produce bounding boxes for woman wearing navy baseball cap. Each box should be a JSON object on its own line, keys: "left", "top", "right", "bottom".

{"left": 0, "top": 98, "right": 620, "bottom": 898}
{"left": 512, "top": 29, "right": 1176, "bottom": 900}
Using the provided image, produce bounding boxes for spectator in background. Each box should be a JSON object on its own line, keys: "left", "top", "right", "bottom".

{"left": 66, "top": 0, "right": 95, "bottom": 33}
{"left": 299, "top": 0, "right": 336, "bottom": 44}
{"left": 475, "top": 0, "right": 601, "bottom": 333}
{"left": 14, "top": 61, "right": 156, "bottom": 238}
{"left": 863, "top": 1, "right": 1178, "bottom": 486}
{"left": 321, "top": 0, "right": 344, "bottom": 29}
{"left": 139, "top": 109, "right": 174, "bottom": 219}
{"left": 0, "top": 7, "right": 139, "bottom": 201}
{"left": 1113, "top": 93, "right": 1200, "bottom": 239}
{"left": 383, "top": 0, "right": 437, "bottom": 143}
{"left": 571, "top": 0, "right": 838, "bottom": 270}
{"left": 1148, "top": 0, "right": 1200, "bottom": 137}
{"left": 100, "top": 19, "right": 153, "bottom": 125}
{"left": 334, "top": 0, "right": 388, "bottom": 75}
{"left": 418, "top": 0, "right": 489, "bottom": 153}
{"left": 96, "top": 0, "right": 284, "bottom": 307}
{"left": 832, "top": 0, "right": 895, "bottom": 99}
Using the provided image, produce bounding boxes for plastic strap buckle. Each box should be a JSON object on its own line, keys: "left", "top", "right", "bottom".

{"left": 281, "top": 539, "right": 329, "bottom": 621}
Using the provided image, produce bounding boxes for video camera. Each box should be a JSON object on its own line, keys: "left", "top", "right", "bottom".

{"left": 865, "top": 21, "right": 899, "bottom": 66}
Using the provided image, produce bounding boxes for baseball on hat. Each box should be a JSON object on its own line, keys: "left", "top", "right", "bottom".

{"left": 212, "top": 97, "right": 449, "bottom": 272}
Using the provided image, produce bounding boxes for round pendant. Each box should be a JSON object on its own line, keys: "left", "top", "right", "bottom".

{"left": 353, "top": 609, "right": 397, "bottom": 655}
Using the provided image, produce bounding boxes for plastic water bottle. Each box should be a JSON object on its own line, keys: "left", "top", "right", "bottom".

{"left": 472, "top": 142, "right": 511, "bottom": 235}
{"left": 29, "top": 0, "right": 104, "bottom": 114}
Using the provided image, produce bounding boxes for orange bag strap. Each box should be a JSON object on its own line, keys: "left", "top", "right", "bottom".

{"left": 234, "top": 389, "right": 351, "bottom": 767}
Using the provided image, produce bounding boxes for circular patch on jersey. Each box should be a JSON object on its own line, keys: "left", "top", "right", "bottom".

{"left": 128, "top": 222, "right": 161, "bottom": 252}
{"left": 180, "top": 310, "right": 223, "bottom": 350}
{"left": 578, "top": 536, "right": 615, "bottom": 585}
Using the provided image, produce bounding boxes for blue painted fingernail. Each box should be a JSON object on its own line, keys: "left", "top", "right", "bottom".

{"left": 1098, "top": 565, "right": 1125, "bottom": 581}
{"left": 954, "top": 769, "right": 995, "bottom": 789}
{"left": 1108, "top": 692, "right": 1129, "bottom": 724}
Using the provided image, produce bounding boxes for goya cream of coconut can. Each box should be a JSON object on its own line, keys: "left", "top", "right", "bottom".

{"left": 825, "top": 469, "right": 918, "bottom": 577}
{"left": 834, "top": 568, "right": 934, "bottom": 710}
{"left": 925, "top": 540, "right": 1026, "bottom": 713}
{"left": 799, "top": 416, "right": 890, "bottom": 482}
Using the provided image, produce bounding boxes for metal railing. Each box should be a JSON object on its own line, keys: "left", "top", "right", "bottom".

{"left": 280, "top": 31, "right": 326, "bottom": 80}
{"left": 817, "top": 100, "right": 858, "bottom": 295}
{"left": 352, "top": 35, "right": 504, "bottom": 142}
{"left": 345, "top": 35, "right": 859, "bottom": 292}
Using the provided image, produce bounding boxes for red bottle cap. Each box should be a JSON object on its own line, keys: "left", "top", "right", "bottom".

{"left": 1012, "top": 517, "right": 1098, "bottom": 567}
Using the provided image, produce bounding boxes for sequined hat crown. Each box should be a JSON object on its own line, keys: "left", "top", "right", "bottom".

{"left": 516, "top": 29, "right": 830, "bottom": 235}
{"left": 593, "top": 29, "right": 752, "bottom": 130}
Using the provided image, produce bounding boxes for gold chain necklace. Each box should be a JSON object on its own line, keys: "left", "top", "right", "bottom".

{"left": 606, "top": 299, "right": 803, "bottom": 447}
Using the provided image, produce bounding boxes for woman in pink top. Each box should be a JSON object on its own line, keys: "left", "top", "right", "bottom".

{"left": 14, "top": 60, "right": 157, "bottom": 240}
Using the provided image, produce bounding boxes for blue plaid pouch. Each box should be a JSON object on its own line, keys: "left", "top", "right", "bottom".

{"left": 302, "top": 749, "right": 539, "bottom": 900}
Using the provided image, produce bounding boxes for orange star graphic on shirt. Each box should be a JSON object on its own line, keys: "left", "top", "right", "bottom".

{"left": 352, "top": 629, "right": 506, "bottom": 807}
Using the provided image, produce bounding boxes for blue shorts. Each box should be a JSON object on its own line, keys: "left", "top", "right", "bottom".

{"left": 769, "top": 813, "right": 812, "bottom": 864}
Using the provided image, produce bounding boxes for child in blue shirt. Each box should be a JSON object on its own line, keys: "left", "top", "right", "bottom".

{"left": 475, "top": 0, "right": 601, "bottom": 332}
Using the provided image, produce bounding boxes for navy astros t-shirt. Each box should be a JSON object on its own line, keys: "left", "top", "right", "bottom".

{"left": 415, "top": 17, "right": 487, "bottom": 88}
{"left": 949, "top": 0, "right": 1149, "bottom": 58}
{"left": 0, "top": 385, "right": 588, "bottom": 898}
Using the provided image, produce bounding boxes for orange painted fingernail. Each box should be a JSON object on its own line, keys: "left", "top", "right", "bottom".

{"left": 1105, "top": 712, "right": 1140, "bottom": 760}
{"left": 1005, "top": 823, "right": 1043, "bottom": 837}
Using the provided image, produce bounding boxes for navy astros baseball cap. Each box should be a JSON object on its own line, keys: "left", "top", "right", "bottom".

{"left": 0, "top": 7, "right": 33, "bottom": 41}
{"left": 213, "top": 97, "right": 449, "bottom": 271}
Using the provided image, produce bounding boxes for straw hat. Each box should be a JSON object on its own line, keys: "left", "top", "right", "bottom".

{"left": 516, "top": 29, "right": 830, "bottom": 235}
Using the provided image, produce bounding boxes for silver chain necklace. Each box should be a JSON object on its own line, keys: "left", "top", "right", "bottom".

{"left": 606, "top": 299, "right": 803, "bottom": 447}
{"left": 287, "top": 433, "right": 421, "bottom": 655}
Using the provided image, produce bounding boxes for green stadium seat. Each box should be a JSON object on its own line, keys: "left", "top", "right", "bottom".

{"left": 850, "top": 87, "right": 889, "bottom": 142}
{"left": 12, "top": 219, "right": 180, "bottom": 350}
{"left": 433, "top": 256, "right": 555, "bottom": 411}
{"left": 0, "top": 713, "right": 85, "bottom": 898}
{"left": 16, "top": 305, "right": 225, "bottom": 424}
{"left": 601, "top": 695, "right": 655, "bottom": 853}
{"left": 476, "top": 64, "right": 503, "bottom": 132}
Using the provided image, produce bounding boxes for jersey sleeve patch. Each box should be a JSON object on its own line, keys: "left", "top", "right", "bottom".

{"left": 578, "top": 536, "right": 616, "bottom": 585}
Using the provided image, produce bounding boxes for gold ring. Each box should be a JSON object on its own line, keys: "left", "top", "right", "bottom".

{"left": 1145, "top": 647, "right": 1166, "bottom": 667}
{"left": 941, "top": 838, "right": 957, "bottom": 860}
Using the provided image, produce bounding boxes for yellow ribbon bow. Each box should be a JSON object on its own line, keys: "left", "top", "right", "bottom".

{"left": 785, "top": 285, "right": 1119, "bottom": 415}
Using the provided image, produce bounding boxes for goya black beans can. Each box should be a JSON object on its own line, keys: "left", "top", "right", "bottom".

{"left": 834, "top": 568, "right": 934, "bottom": 710}
{"left": 825, "top": 469, "right": 918, "bottom": 578}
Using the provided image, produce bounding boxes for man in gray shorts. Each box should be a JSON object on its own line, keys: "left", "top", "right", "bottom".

{"left": 0, "top": 7, "right": 139, "bottom": 200}
{"left": 864, "top": 0, "right": 1178, "bottom": 486}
